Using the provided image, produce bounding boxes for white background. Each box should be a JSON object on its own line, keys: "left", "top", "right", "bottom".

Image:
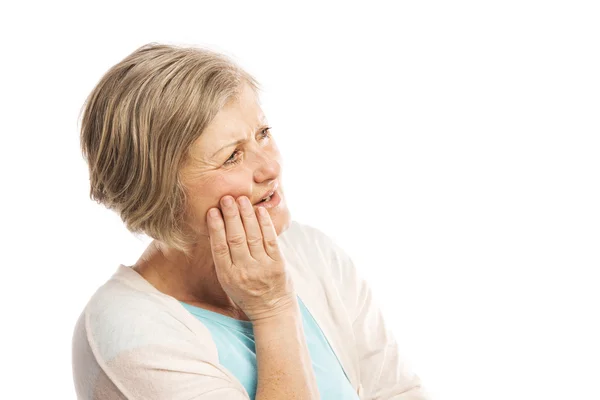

{"left": 1, "top": 1, "right": 599, "bottom": 399}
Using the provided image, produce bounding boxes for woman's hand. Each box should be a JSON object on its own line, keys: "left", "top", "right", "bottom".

{"left": 206, "top": 195, "right": 297, "bottom": 323}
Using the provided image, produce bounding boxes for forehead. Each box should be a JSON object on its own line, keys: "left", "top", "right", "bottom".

{"left": 192, "top": 85, "right": 266, "bottom": 156}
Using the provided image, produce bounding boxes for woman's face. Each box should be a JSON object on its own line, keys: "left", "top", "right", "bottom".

{"left": 180, "top": 83, "right": 291, "bottom": 241}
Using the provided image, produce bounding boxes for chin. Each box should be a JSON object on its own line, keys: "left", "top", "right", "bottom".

{"left": 270, "top": 193, "right": 291, "bottom": 236}
{"left": 275, "top": 214, "right": 291, "bottom": 236}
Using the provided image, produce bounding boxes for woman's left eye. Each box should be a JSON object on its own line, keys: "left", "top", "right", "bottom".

{"left": 224, "top": 127, "right": 272, "bottom": 166}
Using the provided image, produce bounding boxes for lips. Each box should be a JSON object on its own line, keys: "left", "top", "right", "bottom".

{"left": 254, "top": 181, "right": 279, "bottom": 205}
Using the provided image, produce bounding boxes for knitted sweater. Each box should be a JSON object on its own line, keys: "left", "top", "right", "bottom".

{"left": 72, "top": 220, "right": 430, "bottom": 399}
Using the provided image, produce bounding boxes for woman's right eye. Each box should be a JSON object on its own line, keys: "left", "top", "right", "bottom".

{"left": 224, "top": 150, "right": 242, "bottom": 166}
{"left": 223, "top": 127, "right": 272, "bottom": 166}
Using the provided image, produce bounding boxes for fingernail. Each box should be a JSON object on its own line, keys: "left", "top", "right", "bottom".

{"left": 223, "top": 196, "right": 233, "bottom": 206}
{"left": 238, "top": 196, "right": 249, "bottom": 208}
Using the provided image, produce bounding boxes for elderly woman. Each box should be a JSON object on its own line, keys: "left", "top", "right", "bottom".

{"left": 72, "top": 43, "right": 430, "bottom": 400}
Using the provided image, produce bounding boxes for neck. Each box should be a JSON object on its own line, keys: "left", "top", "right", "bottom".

{"left": 133, "top": 239, "right": 241, "bottom": 313}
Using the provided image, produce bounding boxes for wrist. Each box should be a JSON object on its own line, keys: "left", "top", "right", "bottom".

{"left": 249, "top": 295, "right": 300, "bottom": 326}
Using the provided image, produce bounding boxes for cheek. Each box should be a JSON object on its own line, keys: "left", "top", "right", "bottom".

{"left": 203, "top": 175, "right": 248, "bottom": 208}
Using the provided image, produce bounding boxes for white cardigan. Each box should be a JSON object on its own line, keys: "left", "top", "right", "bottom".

{"left": 72, "top": 219, "right": 430, "bottom": 399}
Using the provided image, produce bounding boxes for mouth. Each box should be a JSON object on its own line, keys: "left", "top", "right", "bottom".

{"left": 253, "top": 189, "right": 281, "bottom": 208}
{"left": 254, "top": 182, "right": 279, "bottom": 205}
{"left": 256, "top": 193, "right": 274, "bottom": 204}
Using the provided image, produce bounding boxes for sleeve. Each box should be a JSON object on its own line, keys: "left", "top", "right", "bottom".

{"left": 72, "top": 304, "right": 250, "bottom": 400}
{"left": 324, "top": 234, "right": 432, "bottom": 400}
{"left": 99, "top": 343, "right": 250, "bottom": 400}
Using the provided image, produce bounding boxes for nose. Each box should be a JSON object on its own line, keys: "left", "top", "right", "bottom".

{"left": 253, "top": 150, "right": 281, "bottom": 181}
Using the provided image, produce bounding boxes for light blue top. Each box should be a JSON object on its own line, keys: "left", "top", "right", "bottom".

{"left": 180, "top": 295, "right": 360, "bottom": 399}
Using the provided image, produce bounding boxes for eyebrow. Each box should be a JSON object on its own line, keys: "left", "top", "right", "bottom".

{"left": 211, "top": 138, "right": 246, "bottom": 158}
{"left": 210, "top": 122, "right": 268, "bottom": 158}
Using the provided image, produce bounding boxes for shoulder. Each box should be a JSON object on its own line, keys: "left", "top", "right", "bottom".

{"left": 73, "top": 266, "right": 214, "bottom": 363}
{"left": 72, "top": 267, "right": 247, "bottom": 399}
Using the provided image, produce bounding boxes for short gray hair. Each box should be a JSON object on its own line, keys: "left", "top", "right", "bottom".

{"left": 79, "top": 42, "right": 260, "bottom": 256}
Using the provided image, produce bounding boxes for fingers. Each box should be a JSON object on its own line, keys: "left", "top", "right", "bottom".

{"left": 219, "top": 196, "right": 252, "bottom": 265}
{"left": 236, "top": 196, "right": 266, "bottom": 259}
{"left": 207, "top": 195, "right": 281, "bottom": 268}
{"left": 256, "top": 206, "right": 281, "bottom": 262}
{"left": 206, "top": 207, "right": 232, "bottom": 269}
